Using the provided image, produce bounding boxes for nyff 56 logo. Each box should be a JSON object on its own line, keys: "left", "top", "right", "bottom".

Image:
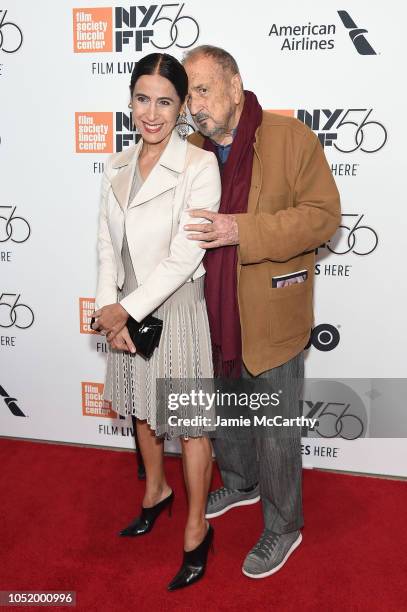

{"left": 271, "top": 108, "right": 387, "bottom": 153}
{"left": 73, "top": 4, "right": 199, "bottom": 53}
{"left": 0, "top": 10, "right": 23, "bottom": 54}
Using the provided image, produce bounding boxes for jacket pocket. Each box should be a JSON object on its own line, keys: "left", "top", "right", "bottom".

{"left": 268, "top": 279, "right": 313, "bottom": 345}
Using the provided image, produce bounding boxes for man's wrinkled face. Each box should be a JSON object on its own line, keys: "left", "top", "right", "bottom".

{"left": 184, "top": 55, "right": 237, "bottom": 141}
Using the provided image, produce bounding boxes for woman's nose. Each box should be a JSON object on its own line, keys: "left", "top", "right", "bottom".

{"left": 145, "top": 102, "right": 157, "bottom": 121}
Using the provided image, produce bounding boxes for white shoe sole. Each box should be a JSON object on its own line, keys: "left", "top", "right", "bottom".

{"left": 242, "top": 532, "right": 302, "bottom": 579}
{"left": 205, "top": 495, "right": 260, "bottom": 519}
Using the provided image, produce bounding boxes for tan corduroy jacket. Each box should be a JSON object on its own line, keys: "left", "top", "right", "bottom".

{"left": 189, "top": 112, "right": 341, "bottom": 375}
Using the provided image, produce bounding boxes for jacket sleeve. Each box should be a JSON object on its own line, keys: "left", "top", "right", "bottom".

{"left": 94, "top": 162, "right": 118, "bottom": 310}
{"left": 119, "top": 153, "right": 221, "bottom": 322}
{"left": 235, "top": 130, "right": 341, "bottom": 264}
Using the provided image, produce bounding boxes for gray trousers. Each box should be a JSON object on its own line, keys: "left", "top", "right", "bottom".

{"left": 212, "top": 352, "right": 304, "bottom": 534}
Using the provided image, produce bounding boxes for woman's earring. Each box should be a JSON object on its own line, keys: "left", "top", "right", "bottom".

{"left": 132, "top": 123, "right": 139, "bottom": 135}
{"left": 128, "top": 103, "right": 139, "bottom": 134}
{"left": 176, "top": 110, "right": 190, "bottom": 140}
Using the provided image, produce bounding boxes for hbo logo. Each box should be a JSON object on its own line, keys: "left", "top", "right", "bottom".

{"left": 305, "top": 324, "right": 340, "bottom": 352}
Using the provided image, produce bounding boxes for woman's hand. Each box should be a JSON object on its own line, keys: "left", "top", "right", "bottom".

{"left": 109, "top": 326, "right": 137, "bottom": 353}
{"left": 92, "top": 303, "right": 129, "bottom": 342}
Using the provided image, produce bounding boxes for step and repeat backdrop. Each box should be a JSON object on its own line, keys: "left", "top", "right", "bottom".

{"left": 1, "top": 1, "right": 406, "bottom": 476}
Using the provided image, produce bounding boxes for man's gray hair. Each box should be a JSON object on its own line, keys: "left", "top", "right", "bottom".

{"left": 183, "top": 45, "right": 240, "bottom": 76}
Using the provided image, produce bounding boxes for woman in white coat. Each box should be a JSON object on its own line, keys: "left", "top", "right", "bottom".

{"left": 92, "top": 53, "right": 221, "bottom": 590}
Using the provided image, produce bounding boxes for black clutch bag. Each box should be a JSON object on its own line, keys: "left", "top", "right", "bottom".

{"left": 90, "top": 313, "right": 163, "bottom": 359}
{"left": 126, "top": 313, "right": 163, "bottom": 358}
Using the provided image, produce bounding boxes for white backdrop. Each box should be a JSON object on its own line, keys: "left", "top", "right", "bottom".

{"left": 1, "top": 0, "right": 406, "bottom": 476}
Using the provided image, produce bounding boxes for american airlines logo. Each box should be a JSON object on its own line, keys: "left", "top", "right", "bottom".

{"left": 337, "top": 10, "right": 377, "bottom": 56}
{"left": 267, "top": 10, "right": 378, "bottom": 56}
{"left": 0, "top": 384, "right": 26, "bottom": 416}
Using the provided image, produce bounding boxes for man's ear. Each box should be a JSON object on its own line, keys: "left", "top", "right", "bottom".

{"left": 231, "top": 73, "right": 243, "bottom": 104}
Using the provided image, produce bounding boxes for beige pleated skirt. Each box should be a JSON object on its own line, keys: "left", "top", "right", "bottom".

{"left": 103, "top": 233, "right": 214, "bottom": 439}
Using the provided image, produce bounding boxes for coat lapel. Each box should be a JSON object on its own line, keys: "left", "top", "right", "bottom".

{"left": 129, "top": 163, "right": 178, "bottom": 209}
{"left": 110, "top": 140, "right": 142, "bottom": 211}
{"left": 250, "top": 121, "right": 264, "bottom": 214}
{"left": 110, "top": 130, "right": 187, "bottom": 211}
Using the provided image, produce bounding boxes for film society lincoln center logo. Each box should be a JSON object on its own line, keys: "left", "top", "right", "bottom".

{"left": 75, "top": 112, "right": 113, "bottom": 153}
{"left": 82, "top": 382, "right": 116, "bottom": 418}
{"left": 75, "top": 111, "right": 138, "bottom": 153}
{"left": 72, "top": 5, "right": 199, "bottom": 53}
{"left": 79, "top": 297, "right": 96, "bottom": 334}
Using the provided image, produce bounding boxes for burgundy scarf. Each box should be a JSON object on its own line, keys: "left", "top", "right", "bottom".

{"left": 203, "top": 91, "right": 263, "bottom": 377}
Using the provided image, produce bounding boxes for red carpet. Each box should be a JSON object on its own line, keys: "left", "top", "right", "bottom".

{"left": 0, "top": 438, "right": 406, "bottom": 612}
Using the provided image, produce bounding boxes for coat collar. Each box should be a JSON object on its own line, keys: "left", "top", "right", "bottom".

{"left": 110, "top": 130, "right": 187, "bottom": 210}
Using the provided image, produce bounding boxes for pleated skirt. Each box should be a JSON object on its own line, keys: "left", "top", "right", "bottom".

{"left": 103, "top": 234, "right": 214, "bottom": 439}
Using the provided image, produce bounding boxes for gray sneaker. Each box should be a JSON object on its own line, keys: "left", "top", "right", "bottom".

{"left": 205, "top": 485, "right": 260, "bottom": 518}
{"left": 242, "top": 529, "right": 302, "bottom": 578}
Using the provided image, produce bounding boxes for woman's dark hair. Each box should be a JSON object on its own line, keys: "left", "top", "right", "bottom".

{"left": 130, "top": 53, "right": 188, "bottom": 103}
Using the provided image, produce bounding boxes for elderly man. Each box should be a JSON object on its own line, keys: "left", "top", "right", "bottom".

{"left": 183, "top": 45, "right": 340, "bottom": 579}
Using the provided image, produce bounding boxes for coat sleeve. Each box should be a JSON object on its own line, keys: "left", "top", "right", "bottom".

{"left": 94, "top": 161, "right": 118, "bottom": 310}
{"left": 119, "top": 153, "right": 221, "bottom": 322}
{"left": 235, "top": 130, "right": 341, "bottom": 264}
